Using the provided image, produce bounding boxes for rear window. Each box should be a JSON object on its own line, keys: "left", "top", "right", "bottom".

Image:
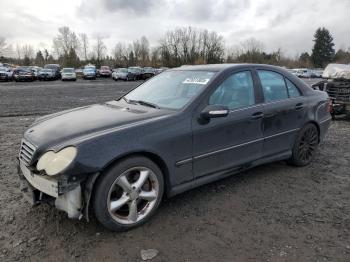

{"left": 258, "top": 70, "right": 288, "bottom": 102}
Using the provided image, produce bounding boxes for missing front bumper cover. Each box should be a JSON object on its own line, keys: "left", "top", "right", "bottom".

{"left": 18, "top": 162, "right": 83, "bottom": 219}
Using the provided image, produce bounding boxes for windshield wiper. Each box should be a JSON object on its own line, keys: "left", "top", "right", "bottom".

{"left": 128, "top": 99, "right": 160, "bottom": 109}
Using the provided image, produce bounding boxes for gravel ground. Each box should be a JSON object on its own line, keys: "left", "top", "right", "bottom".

{"left": 0, "top": 78, "right": 349, "bottom": 262}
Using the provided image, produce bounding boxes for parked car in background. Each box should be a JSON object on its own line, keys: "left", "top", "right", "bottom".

{"left": 141, "top": 67, "right": 156, "bottom": 80}
{"left": 0, "top": 67, "right": 13, "bottom": 81}
{"left": 29, "top": 66, "right": 42, "bottom": 78}
{"left": 155, "top": 67, "right": 168, "bottom": 75}
{"left": 61, "top": 68, "right": 77, "bottom": 81}
{"left": 311, "top": 69, "right": 324, "bottom": 78}
{"left": 83, "top": 68, "right": 97, "bottom": 80}
{"left": 17, "top": 64, "right": 331, "bottom": 231}
{"left": 75, "top": 68, "right": 84, "bottom": 78}
{"left": 13, "top": 68, "right": 36, "bottom": 82}
{"left": 128, "top": 66, "right": 143, "bottom": 80}
{"left": 37, "top": 69, "right": 56, "bottom": 81}
{"left": 295, "top": 69, "right": 312, "bottom": 78}
{"left": 99, "top": 66, "right": 112, "bottom": 77}
{"left": 44, "top": 64, "right": 61, "bottom": 80}
{"left": 112, "top": 68, "right": 136, "bottom": 81}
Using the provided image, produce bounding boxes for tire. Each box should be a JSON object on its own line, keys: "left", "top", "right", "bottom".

{"left": 288, "top": 123, "right": 319, "bottom": 166}
{"left": 93, "top": 156, "right": 164, "bottom": 231}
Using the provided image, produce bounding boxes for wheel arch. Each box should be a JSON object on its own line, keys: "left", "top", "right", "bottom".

{"left": 96, "top": 151, "right": 170, "bottom": 195}
{"left": 83, "top": 151, "right": 171, "bottom": 221}
{"left": 304, "top": 120, "right": 321, "bottom": 143}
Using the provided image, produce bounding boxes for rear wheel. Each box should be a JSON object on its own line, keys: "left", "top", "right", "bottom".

{"left": 93, "top": 156, "right": 164, "bottom": 231}
{"left": 288, "top": 123, "right": 319, "bottom": 166}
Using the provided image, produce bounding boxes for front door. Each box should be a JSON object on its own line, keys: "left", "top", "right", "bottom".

{"left": 192, "top": 70, "right": 264, "bottom": 178}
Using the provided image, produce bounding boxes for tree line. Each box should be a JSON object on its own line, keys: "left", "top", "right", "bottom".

{"left": 0, "top": 26, "right": 349, "bottom": 69}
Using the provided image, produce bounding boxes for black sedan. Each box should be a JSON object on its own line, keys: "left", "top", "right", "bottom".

{"left": 13, "top": 68, "right": 36, "bottom": 82}
{"left": 18, "top": 64, "right": 331, "bottom": 231}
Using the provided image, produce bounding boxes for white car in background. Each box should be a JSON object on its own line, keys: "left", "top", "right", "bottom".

{"left": 61, "top": 68, "right": 77, "bottom": 81}
{"left": 0, "top": 67, "right": 13, "bottom": 81}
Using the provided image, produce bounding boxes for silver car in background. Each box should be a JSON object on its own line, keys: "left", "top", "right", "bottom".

{"left": 61, "top": 68, "right": 77, "bottom": 81}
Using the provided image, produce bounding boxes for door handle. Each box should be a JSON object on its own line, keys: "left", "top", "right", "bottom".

{"left": 251, "top": 112, "right": 264, "bottom": 120}
{"left": 295, "top": 103, "right": 304, "bottom": 110}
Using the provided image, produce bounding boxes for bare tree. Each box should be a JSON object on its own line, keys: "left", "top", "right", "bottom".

{"left": 240, "top": 38, "right": 264, "bottom": 54}
{"left": 0, "top": 37, "right": 7, "bottom": 56}
{"left": 21, "top": 44, "right": 34, "bottom": 59}
{"left": 139, "top": 36, "right": 150, "bottom": 66}
{"left": 94, "top": 36, "right": 106, "bottom": 66}
{"left": 53, "top": 26, "right": 81, "bottom": 57}
{"left": 112, "top": 42, "right": 128, "bottom": 67}
{"left": 159, "top": 27, "right": 225, "bottom": 67}
{"left": 80, "top": 33, "right": 89, "bottom": 61}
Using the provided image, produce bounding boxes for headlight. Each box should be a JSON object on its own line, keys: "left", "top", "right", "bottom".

{"left": 36, "top": 147, "right": 77, "bottom": 176}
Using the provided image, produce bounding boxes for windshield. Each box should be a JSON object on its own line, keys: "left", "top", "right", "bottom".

{"left": 40, "top": 69, "right": 52, "bottom": 73}
{"left": 63, "top": 68, "right": 74, "bottom": 73}
{"left": 124, "top": 70, "right": 215, "bottom": 110}
{"left": 118, "top": 68, "right": 128, "bottom": 73}
{"left": 128, "top": 67, "right": 140, "bottom": 73}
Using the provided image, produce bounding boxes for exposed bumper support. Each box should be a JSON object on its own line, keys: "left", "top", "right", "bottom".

{"left": 55, "top": 185, "right": 82, "bottom": 219}
{"left": 18, "top": 161, "right": 83, "bottom": 219}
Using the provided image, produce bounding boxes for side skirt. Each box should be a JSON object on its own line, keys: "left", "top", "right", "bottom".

{"left": 168, "top": 150, "right": 291, "bottom": 197}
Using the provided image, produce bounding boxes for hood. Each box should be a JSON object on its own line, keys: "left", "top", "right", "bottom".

{"left": 24, "top": 100, "right": 173, "bottom": 149}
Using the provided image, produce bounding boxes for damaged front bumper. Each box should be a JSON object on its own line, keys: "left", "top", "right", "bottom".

{"left": 17, "top": 160, "right": 83, "bottom": 219}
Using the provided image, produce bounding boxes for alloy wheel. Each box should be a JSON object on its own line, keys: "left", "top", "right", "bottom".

{"left": 297, "top": 126, "right": 318, "bottom": 162}
{"left": 107, "top": 167, "right": 159, "bottom": 225}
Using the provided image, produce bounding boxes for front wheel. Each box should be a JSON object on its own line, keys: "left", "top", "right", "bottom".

{"left": 288, "top": 123, "right": 319, "bottom": 166}
{"left": 93, "top": 156, "right": 164, "bottom": 231}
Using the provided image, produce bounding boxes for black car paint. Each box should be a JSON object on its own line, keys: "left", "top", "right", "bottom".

{"left": 22, "top": 64, "right": 331, "bottom": 204}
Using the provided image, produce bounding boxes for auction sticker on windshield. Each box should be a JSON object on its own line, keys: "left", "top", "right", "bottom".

{"left": 182, "top": 78, "right": 210, "bottom": 85}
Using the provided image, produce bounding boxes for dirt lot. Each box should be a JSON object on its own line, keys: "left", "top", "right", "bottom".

{"left": 0, "top": 79, "right": 349, "bottom": 262}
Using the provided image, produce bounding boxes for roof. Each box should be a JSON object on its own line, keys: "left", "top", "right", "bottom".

{"left": 171, "top": 63, "right": 284, "bottom": 72}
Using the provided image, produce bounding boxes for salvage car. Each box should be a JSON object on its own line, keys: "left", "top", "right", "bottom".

{"left": 0, "top": 66, "right": 13, "bottom": 81}
{"left": 99, "top": 66, "right": 112, "bottom": 77}
{"left": 128, "top": 66, "right": 142, "bottom": 80}
{"left": 141, "top": 67, "right": 156, "bottom": 80}
{"left": 61, "top": 68, "right": 77, "bottom": 81}
{"left": 44, "top": 64, "right": 61, "bottom": 80}
{"left": 18, "top": 64, "right": 332, "bottom": 231}
{"left": 83, "top": 67, "right": 97, "bottom": 80}
{"left": 321, "top": 63, "right": 350, "bottom": 118}
{"left": 37, "top": 69, "right": 56, "bottom": 81}
{"left": 13, "top": 68, "right": 36, "bottom": 82}
{"left": 112, "top": 68, "right": 136, "bottom": 81}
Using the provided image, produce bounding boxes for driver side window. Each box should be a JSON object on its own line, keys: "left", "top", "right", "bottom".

{"left": 209, "top": 71, "right": 255, "bottom": 110}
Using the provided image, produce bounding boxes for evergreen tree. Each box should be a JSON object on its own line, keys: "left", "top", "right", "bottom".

{"left": 35, "top": 50, "right": 45, "bottom": 66}
{"left": 311, "top": 27, "right": 335, "bottom": 67}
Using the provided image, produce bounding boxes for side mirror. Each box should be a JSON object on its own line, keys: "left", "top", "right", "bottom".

{"left": 200, "top": 105, "right": 229, "bottom": 120}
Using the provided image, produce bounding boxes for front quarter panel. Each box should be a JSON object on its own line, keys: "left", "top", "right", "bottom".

{"left": 64, "top": 113, "right": 193, "bottom": 189}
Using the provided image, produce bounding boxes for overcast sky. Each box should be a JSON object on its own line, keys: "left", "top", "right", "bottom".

{"left": 1, "top": 0, "right": 350, "bottom": 57}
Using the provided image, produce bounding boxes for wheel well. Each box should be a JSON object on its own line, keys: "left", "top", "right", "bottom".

{"left": 99, "top": 152, "right": 170, "bottom": 196}
{"left": 305, "top": 121, "right": 321, "bottom": 143}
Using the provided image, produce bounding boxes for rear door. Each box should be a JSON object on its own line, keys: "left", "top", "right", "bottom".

{"left": 192, "top": 70, "right": 264, "bottom": 178}
{"left": 255, "top": 69, "right": 306, "bottom": 157}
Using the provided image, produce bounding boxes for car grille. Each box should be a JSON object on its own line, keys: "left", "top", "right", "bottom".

{"left": 19, "top": 140, "right": 36, "bottom": 166}
{"left": 326, "top": 86, "right": 350, "bottom": 102}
